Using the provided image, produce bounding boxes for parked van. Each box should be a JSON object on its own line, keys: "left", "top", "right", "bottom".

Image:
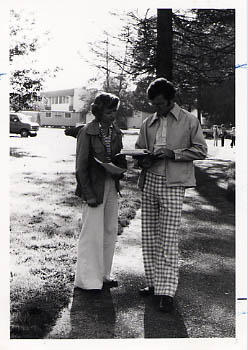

{"left": 10, "top": 112, "right": 39, "bottom": 137}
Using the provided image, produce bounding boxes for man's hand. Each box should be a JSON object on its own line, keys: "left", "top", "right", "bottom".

{"left": 87, "top": 198, "right": 99, "bottom": 207}
{"left": 137, "top": 155, "right": 155, "bottom": 169}
{"left": 153, "top": 148, "right": 175, "bottom": 159}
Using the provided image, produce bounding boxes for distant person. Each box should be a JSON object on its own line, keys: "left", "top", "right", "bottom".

{"left": 74, "top": 92, "right": 127, "bottom": 292}
{"left": 213, "top": 125, "right": 219, "bottom": 146}
{"left": 230, "top": 126, "right": 235, "bottom": 148}
{"left": 135, "top": 78, "right": 208, "bottom": 312}
{"left": 37, "top": 113, "right": 41, "bottom": 126}
{"left": 220, "top": 124, "right": 226, "bottom": 147}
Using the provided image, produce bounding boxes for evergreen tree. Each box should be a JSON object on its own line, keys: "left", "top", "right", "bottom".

{"left": 85, "top": 9, "right": 235, "bottom": 124}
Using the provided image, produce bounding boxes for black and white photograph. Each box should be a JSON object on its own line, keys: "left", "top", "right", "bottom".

{"left": 0, "top": 0, "right": 247, "bottom": 348}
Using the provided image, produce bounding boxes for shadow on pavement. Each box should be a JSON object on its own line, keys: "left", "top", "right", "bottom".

{"left": 68, "top": 273, "right": 188, "bottom": 339}
{"left": 195, "top": 160, "right": 235, "bottom": 209}
{"left": 10, "top": 147, "right": 43, "bottom": 158}
{"left": 175, "top": 159, "right": 235, "bottom": 337}
{"left": 144, "top": 297, "right": 188, "bottom": 338}
{"left": 176, "top": 268, "right": 235, "bottom": 337}
{"left": 69, "top": 287, "right": 116, "bottom": 338}
{"left": 180, "top": 234, "right": 235, "bottom": 258}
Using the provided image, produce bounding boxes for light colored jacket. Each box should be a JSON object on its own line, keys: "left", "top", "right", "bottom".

{"left": 135, "top": 103, "right": 208, "bottom": 188}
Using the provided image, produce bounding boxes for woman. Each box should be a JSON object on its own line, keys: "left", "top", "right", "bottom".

{"left": 74, "top": 92, "right": 127, "bottom": 292}
{"left": 213, "top": 125, "right": 219, "bottom": 147}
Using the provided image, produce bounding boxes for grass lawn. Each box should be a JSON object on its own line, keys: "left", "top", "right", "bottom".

{"left": 10, "top": 154, "right": 141, "bottom": 339}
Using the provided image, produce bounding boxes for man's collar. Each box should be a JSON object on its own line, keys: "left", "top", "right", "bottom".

{"left": 170, "top": 103, "right": 180, "bottom": 120}
{"left": 148, "top": 103, "right": 180, "bottom": 127}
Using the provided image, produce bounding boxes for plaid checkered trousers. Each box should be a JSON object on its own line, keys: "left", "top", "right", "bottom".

{"left": 141, "top": 171, "right": 185, "bottom": 296}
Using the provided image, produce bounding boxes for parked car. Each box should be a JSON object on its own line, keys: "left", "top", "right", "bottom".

{"left": 201, "top": 126, "right": 214, "bottom": 139}
{"left": 224, "top": 129, "right": 232, "bottom": 139}
{"left": 10, "top": 112, "right": 39, "bottom": 137}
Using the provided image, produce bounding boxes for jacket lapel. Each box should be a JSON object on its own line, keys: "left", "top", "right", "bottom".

{"left": 146, "top": 115, "right": 159, "bottom": 151}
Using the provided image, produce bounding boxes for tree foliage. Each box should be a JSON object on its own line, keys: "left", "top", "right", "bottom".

{"left": 86, "top": 9, "right": 235, "bottom": 124}
{"left": 200, "top": 77, "right": 235, "bottom": 124}
{"left": 173, "top": 9, "right": 235, "bottom": 114}
{"left": 10, "top": 9, "right": 60, "bottom": 111}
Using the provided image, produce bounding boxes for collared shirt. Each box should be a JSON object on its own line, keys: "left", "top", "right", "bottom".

{"left": 148, "top": 102, "right": 180, "bottom": 126}
{"left": 99, "top": 123, "right": 113, "bottom": 162}
{"left": 148, "top": 104, "right": 179, "bottom": 176}
{"left": 149, "top": 116, "right": 168, "bottom": 176}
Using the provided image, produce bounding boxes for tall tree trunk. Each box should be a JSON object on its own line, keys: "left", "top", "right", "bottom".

{"left": 156, "top": 9, "right": 173, "bottom": 81}
{"left": 197, "top": 83, "right": 202, "bottom": 123}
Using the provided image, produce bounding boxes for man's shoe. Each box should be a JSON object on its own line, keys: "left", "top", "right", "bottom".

{"left": 103, "top": 279, "right": 118, "bottom": 288}
{"left": 159, "top": 295, "right": 174, "bottom": 312}
{"left": 139, "top": 286, "right": 154, "bottom": 296}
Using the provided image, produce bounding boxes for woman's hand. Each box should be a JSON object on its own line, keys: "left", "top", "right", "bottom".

{"left": 111, "top": 173, "right": 124, "bottom": 181}
{"left": 153, "top": 148, "right": 175, "bottom": 159}
{"left": 87, "top": 198, "right": 99, "bottom": 207}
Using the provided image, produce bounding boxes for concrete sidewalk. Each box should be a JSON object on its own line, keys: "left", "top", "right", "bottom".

{"left": 45, "top": 209, "right": 188, "bottom": 339}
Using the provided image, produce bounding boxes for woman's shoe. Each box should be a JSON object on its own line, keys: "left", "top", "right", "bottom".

{"left": 103, "top": 279, "right": 118, "bottom": 288}
{"left": 139, "top": 286, "right": 154, "bottom": 296}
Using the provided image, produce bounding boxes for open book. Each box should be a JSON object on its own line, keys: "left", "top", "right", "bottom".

{"left": 116, "top": 149, "right": 151, "bottom": 157}
{"left": 94, "top": 157, "right": 126, "bottom": 176}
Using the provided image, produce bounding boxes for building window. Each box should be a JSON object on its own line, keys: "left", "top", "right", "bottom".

{"left": 55, "top": 96, "right": 58, "bottom": 104}
{"left": 65, "top": 113, "right": 71, "bottom": 118}
{"left": 59, "top": 96, "right": 63, "bottom": 104}
{"left": 54, "top": 113, "right": 62, "bottom": 117}
{"left": 46, "top": 112, "right": 51, "bottom": 117}
{"left": 66, "top": 96, "right": 69, "bottom": 103}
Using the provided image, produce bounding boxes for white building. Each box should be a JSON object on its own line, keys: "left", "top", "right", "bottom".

{"left": 37, "top": 87, "right": 94, "bottom": 127}
{"left": 39, "top": 88, "right": 152, "bottom": 129}
{"left": 40, "top": 87, "right": 87, "bottom": 112}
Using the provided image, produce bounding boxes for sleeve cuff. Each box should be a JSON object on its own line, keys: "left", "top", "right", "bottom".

{"left": 173, "top": 149, "right": 184, "bottom": 160}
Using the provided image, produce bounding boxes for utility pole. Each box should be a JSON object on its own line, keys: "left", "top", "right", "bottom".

{"left": 157, "top": 9, "right": 173, "bottom": 81}
{"left": 105, "top": 33, "right": 110, "bottom": 92}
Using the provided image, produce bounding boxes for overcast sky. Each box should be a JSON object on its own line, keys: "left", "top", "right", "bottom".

{"left": 9, "top": 0, "right": 156, "bottom": 91}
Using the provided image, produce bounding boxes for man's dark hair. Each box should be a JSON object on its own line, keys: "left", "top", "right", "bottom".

{"left": 147, "top": 78, "right": 176, "bottom": 101}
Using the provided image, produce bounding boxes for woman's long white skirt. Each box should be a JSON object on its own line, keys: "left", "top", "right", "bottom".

{"left": 74, "top": 176, "right": 118, "bottom": 290}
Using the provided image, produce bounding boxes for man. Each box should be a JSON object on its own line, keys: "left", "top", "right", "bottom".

{"left": 135, "top": 78, "right": 208, "bottom": 312}
{"left": 220, "top": 124, "right": 226, "bottom": 147}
